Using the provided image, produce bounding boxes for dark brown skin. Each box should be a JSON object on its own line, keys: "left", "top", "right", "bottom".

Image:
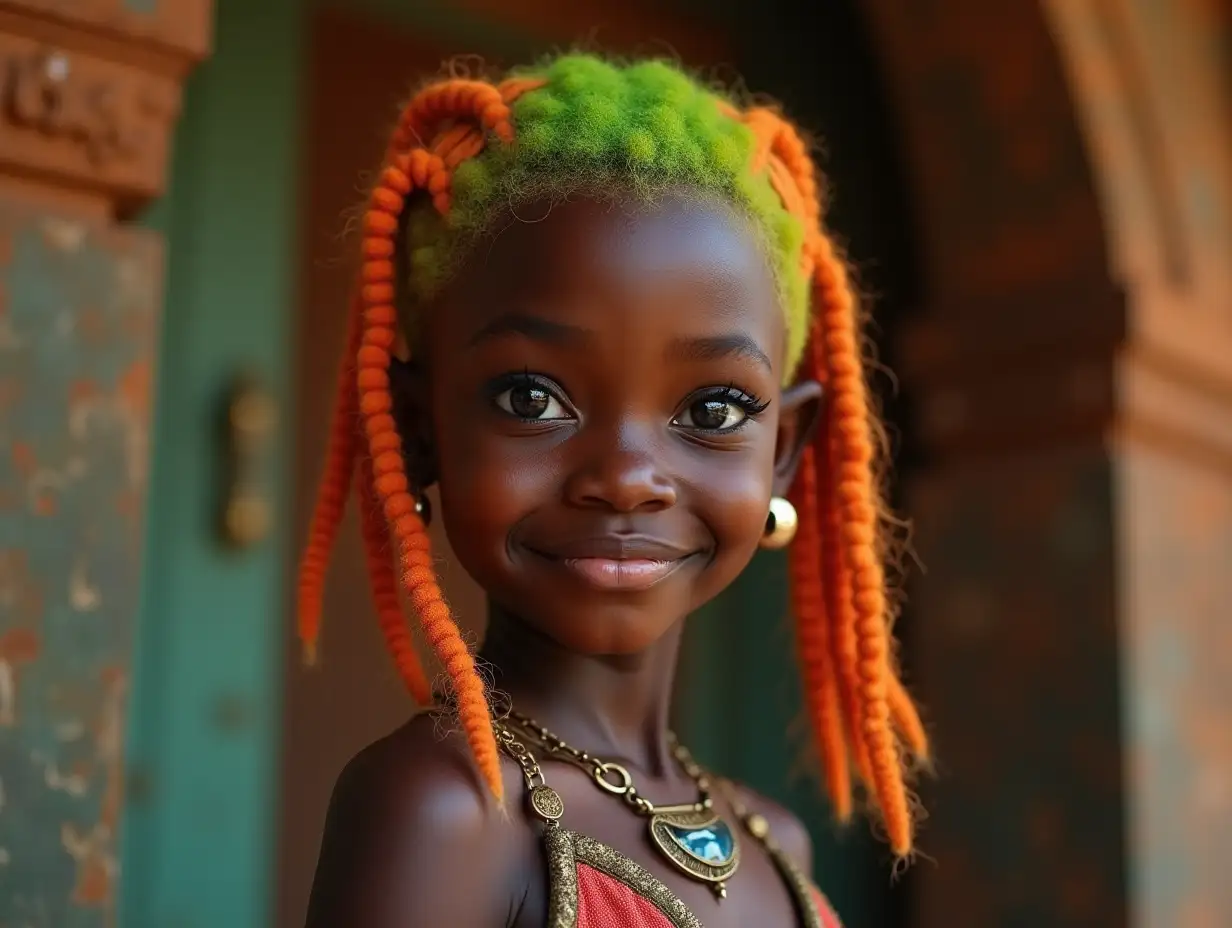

{"left": 305, "top": 195, "right": 824, "bottom": 927}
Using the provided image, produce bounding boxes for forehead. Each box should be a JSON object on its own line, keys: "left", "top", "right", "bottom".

{"left": 431, "top": 195, "right": 784, "bottom": 358}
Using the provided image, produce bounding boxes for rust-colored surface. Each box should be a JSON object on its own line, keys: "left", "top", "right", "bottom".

{"left": 865, "top": 0, "right": 1232, "bottom": 924}
{"left": 0, "top": 201, "right": 161, "bottom": 926}
{"left": 907, "top": 449, "right": 1128, "bottom": 926}
{"left": 865, "top": 0, "right": 1132, "bottom": 461}
{"left": 864, "top": 0, "right": 1110, "bottom": 309}
{"left": 1119, "top": 444, "right": 1232, "bottom": 925}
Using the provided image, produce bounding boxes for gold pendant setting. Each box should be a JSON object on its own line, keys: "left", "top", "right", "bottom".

{"left": 648, "top": 807, "right": 740, "bottom": 899}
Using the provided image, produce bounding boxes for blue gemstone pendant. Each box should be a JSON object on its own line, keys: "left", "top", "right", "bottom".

{"left": 649, "top": 809, "right": 740, "bottom": 899}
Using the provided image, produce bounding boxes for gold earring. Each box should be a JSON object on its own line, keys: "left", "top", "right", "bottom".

{"left": 760, "top": 496, "right": 797, "bottom": 549}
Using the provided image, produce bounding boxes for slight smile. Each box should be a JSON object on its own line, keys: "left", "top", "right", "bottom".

{"left": 525, "top": 535, "right": 699, "bottom": 592}
{"left": 556, "top": 555, "right": 692, "bottom": 591}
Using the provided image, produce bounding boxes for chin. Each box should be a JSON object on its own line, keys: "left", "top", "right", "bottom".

{"left": 520, "top": 596, "right": 688, "bottom": 656}
{"left": 547, "top": 621, "right": 677, "bottom": 657}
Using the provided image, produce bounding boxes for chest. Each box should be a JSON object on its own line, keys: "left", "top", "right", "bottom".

{"left": 507, "top": 779, "right": 816, "bottom": 928}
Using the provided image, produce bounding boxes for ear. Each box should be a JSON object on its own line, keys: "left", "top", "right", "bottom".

{"left": 389, "top": 355, "right": 438, "bottom": 491}
{"left": 772, "top": 379, "right": 824, "bottom": 497}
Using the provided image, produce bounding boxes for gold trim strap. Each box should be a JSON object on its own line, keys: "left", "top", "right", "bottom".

{"left": 544, "top": 829, "right": 703, "bottom": 928}
{"left": 543, "top": 828, "right": 580, "bottom": 927}
{"left": 767, "top": 846, "right": 826, "bottom": 928}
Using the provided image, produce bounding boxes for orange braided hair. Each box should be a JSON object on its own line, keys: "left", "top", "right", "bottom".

{"left": 298, "top": 77, "right": 545, "bottom": 803}
{"left": 739, "top": 101, "right": 929, "bottom": 854}
{"left": 297, "top": 68, "right": 928, "bottom": 853}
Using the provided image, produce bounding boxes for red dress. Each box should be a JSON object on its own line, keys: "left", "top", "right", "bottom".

{"left": 542, "top": 826, "right": 843, "bottom": 928}
{"left": 575, "top": 862, "right": 843, "bottom": 927}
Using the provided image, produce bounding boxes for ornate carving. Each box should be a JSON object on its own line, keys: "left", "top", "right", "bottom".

{"left": 4, "top": 47, "right": 171, "bottom": 166}
{"left": 0, "top": 27, "right": 183, "bottom": 208}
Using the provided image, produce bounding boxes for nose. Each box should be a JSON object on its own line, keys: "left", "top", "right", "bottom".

{"left": 564, "top": 422, "right": 677, "bottom": 513}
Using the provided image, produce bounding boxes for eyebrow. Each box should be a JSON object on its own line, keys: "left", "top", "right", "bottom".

{"left": 466, "top": 312, "right": 593, "bottom": 349}
{"left": 667, "top": 333, "right": 774, "bottom": 373}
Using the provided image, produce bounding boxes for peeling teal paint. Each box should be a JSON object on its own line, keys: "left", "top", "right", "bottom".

{"left": 0, "top": 206, "right": 161, "bottom": 927}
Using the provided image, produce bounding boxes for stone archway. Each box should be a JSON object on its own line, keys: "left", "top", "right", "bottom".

{"left": 864, "top": 1, "right": 1232, "bottom": 925}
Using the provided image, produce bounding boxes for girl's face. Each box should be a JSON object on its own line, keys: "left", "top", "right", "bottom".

{"left": 404, "top": 195, "right": 819, "bottom": 656}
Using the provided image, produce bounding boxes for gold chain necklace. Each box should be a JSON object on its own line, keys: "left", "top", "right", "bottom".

{"left": 495, "top": 707, "right": 742, "bottom": 900}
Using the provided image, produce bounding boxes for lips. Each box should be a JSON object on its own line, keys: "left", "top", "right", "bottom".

{"left": 526, "top": 534, "right": 697, "bottom": 592}
{"left": 531, "top": 534, "right": 693, "bottom": 562}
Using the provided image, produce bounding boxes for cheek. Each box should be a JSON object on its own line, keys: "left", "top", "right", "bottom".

{"left": 685, "top": 441, "right": 776, "bottom": 549}
{"left": 433, "top": 418, "right": 558, "bottom": 556}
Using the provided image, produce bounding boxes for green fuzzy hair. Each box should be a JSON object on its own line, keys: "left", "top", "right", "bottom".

{"left": 402, "top": 54, "right": 811, "bottom": 383}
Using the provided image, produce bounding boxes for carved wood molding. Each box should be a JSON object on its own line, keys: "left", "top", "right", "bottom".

{"left": 4, "top": 42, "right": 175, "bottom": 164}
{"left": 0, "top": 1, "right": 210, "bottom": 214}
{"left": 1116, "top": 348, "right": 1232, "bottom": 474}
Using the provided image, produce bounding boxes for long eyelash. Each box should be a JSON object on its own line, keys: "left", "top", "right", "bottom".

{"left": 676, "top": 384, "right": 772, "bottom": 435}
{"left": 487, "top": 370, "right": 556, "bottom": 396}
{"left": 715, "top": 383, "right": 772, "bottom": 415}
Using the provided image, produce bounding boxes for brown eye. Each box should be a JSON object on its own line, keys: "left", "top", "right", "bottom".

{"left": 493, "top": 379, "right": 570, "bottom": 420}
{"left": 673, "top": 386, "right": 769, "bottom": 433}
{"left": 676, "top": 399, "right": 747, "bottom": 431}
{"left": 510, "top": 385, "right": 549, "bottom": 417}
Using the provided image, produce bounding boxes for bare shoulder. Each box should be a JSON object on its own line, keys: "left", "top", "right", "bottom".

{"left": 729, "top": 781, "right": 813, "bottom": 875}
{"left": 304, "top": 712, "right": 533, "bottom": 928}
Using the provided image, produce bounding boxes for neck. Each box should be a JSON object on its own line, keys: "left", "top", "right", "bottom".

{"left": 477, "top": 605, "right": 685, "bottom": 778}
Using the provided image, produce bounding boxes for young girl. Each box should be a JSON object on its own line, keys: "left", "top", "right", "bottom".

{"left": 297, "top": 54, "right": 927, "bottom": 928}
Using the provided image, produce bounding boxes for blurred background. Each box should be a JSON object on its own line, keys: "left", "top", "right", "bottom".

{"left": 1, "top": 0, "right": 1230, "bottom": 926}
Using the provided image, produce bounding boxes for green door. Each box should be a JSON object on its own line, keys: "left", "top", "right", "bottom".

{"left": 120, "top": 2, "right": 303, "bottom": 926}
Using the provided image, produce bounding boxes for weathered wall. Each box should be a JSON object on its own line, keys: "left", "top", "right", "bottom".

{"left": 1119, "top": 446, "right": 1232, "bottom": 925}
{"left": 0, "top": 205, "right": 161, "bottom": 925}
{"left": 0, "top": 2, "right": 209, "bottom": 925}
{"left": 864, "top": 0, "right": 1232, "bottom": 924}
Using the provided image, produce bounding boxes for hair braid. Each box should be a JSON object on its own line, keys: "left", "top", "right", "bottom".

{"left": 788, "top": 438, "right": 852, "bottom": 821}
{"left": 299, "top": 79, "right": 546, "bottom": 804}
{"left": 361, "top": 118, "right": 502, "bottom": 801}
{"left": 809, "top": 232, "right": 912, "bottom": 856}
{"left": 889, "top": 670, "right": 929, "bottom": 760}
{"left": 810, "top": 338, "right": 877, "bottom": 794}
{"left": 751, "top": 115, "right": 879, "bottom": 805}
{"left": 815, "top": 355, "right": 877, "bottom": 796}
{"left": 356, "top": 456, "right": 432, "bottom": 703}
{"left": 826, "top": 491, "right": 876, "bottom": 791}
{"left": 297, "top": 294, "right": 363, "bottom": 665}
{"left": 746, "top": 106, "right": 925, "bottom": 857}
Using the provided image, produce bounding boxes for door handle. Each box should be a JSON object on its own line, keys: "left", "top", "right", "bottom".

{"left": 219, "top": 376, "right": 277, "bottom": 549}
